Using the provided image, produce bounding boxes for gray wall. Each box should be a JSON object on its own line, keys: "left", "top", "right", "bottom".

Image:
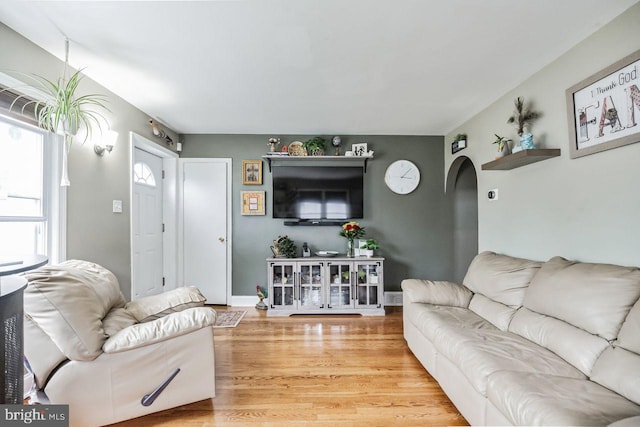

{"left": 0, "top": 23, "right": 179, "bottom": 298}
{"left": 182, "top": 134, "right": 452, "bottom": 295}
{"left": 452, "top": 158, "right": 478, "bottom": 283}
{"left": 445, "top": 3, "right": 640, "bottom": 267}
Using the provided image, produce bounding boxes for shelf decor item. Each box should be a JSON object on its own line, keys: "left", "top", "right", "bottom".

{"left": 360, "top": 239, "right": 380, "bottom": 258}
{"left": 272, "top": 236, "right": 297, "bottom": 258}
{"left": 303, "top": 137, "right": 326, "bottom": 156}
{"left": 566, "top": 49, "right": 640, "bottom": 159}
{"left": 507, "top": 96, "right": 540, "bottom": 151}
{"left": 339, "top": 221, "right": 366, "bottom": 257}
{"left": 492, "top": 134, "right": 511, "bottom": 159}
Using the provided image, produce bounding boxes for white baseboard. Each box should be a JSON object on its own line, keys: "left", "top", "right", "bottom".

{"left": 384, "top": 291, "right": 403, "bottom": 306}
{"left": 231, "top": 295, "right": 265, "bottom": 307}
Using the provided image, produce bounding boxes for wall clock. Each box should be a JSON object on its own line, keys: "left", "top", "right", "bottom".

{"left": 384, "top": 160, "right": 420, "bottom": 194}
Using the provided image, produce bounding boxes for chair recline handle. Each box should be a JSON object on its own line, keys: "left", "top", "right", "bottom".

{"left": 141, "top": 368, "right": 181, "bottom": 407}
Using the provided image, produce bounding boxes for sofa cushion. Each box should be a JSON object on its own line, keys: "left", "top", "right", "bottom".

{"left": 486, "top": 370, "right": 640, "bottom": 426}
{"left": 524, "top": 256, "right": 640, "bottom": 341}
{"left": 401, "top": 279, "right": 473, "bottom": 307}
{"left": 433, "top": 326, "right": 585, "bottom": 396}
{"left": 23, "top": 260, "right": 125, "bottom": 361}
{"left": 406, "top": 302, "right": 496, "bottom": 343}
{"left": 103, "top": 308, "right": 138, "bottom": 337}
{"left": 468, "top": 293, "right": 517, "bottom": 330}
{"left": 509, "top": 307, "right": 609, "bottom": 376}
{"left": 617, "top": 298, "right": 640, "bottom": 354}
{"left": 591, "top": 347, "right": 640, "bottom": 406}
{"left": 125, "top": 286, "right": 206, "bottom": 322}
{"left": 463, "top": 251, "right": 541, "bottom": 308}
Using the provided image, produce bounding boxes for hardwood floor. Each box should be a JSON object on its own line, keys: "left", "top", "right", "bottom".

{"left": 114, "top": 307, "right": 468, "bottom": 426}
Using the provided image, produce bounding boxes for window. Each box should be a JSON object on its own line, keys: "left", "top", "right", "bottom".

{"left": 133, "top": 162, "right": 157, "bottom": 187}
{"left": 0, "top": 114, "right": 65, "bottom": 262}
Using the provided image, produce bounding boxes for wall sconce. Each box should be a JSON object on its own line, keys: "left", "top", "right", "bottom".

{"left": 94, "top": 130, "right": 119, "bottom": 156}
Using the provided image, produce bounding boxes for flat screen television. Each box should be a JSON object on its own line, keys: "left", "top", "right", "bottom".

{"left": 272, "top": 165, "right": 364, "bottom": 221}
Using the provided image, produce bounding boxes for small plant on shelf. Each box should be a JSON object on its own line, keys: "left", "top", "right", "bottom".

{"left": 274, "top": 235, "right": 298, "bottom": 258}
{"left": 507, "top": 96, "right": 540, "bottom": 136}
{"left": 303, "top": 136, "right": 326, "bottom": 156}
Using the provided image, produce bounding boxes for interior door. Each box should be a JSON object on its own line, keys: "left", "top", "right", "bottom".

{"left": 132, "top": 148, "right": 164, "bottom": 299}
{"left": 182, "top": 159, "right": 230, "bottom": 304}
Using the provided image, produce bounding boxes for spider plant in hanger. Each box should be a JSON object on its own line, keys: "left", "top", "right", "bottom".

{"left": 11, "top": 38, "right": 109, "bottom": 186}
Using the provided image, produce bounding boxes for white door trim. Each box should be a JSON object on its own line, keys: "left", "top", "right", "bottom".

{"left": 130, "top": 132, "right": 179, "bottom": 299}
{"left": 178, "top": 158, "right": 233, "bottom": 305}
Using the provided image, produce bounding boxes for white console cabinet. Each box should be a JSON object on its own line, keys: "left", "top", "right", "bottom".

{"left": 266, "top": 257, "right": 384, "bottom": 316}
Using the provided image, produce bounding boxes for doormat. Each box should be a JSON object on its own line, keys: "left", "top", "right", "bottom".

{"left": 213, "top": 310, "right": 246, "bottom": 328}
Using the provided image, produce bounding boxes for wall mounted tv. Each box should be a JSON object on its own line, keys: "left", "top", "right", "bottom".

{"left": 272, "top": 165, "right": 364, "bottom": 224}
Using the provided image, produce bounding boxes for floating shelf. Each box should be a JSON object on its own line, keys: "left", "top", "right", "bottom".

{"left": 481, "top": 149, "right": 561, "bottom": 171}
{"left": 262, "top": 155, "right": 372, "bottom": 172}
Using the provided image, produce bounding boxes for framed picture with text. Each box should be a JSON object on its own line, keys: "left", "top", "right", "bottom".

{"left": 566, "top": 49, "right": 640, "bottom": 159}
{"left": 242, "top": 160, "right": 263, "bottom": 185}
{"left": 241, "top": 191, "right": 265, "bottom": 215}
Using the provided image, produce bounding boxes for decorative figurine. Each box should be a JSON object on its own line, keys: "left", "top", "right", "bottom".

{"left": 267, "top": 137, "right": 280, "bottom": 152}
{"left": 332, "top": 136, "right": 342, "bottom": 155}
{"left": 256, "top": 285, "right": 268, "bottom": 310}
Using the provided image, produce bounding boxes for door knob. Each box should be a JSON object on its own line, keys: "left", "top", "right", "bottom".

{"left": 218, "top": 237, "right": 225, "bottom": 243}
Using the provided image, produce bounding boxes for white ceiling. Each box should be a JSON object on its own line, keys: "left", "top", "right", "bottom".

{"left": 0, "top": 0, "right": 637, "bottom": 135}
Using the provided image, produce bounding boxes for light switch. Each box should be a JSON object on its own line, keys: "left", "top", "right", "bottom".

{"left": 113, "top": 200, "right": 123, "bottom": 213}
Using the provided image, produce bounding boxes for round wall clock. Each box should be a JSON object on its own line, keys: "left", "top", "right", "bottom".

{"left": 384, "top": 160, "right": 420, "bottom": 194}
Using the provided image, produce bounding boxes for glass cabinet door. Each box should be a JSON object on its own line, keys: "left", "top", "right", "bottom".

{"left": 270, "top": 262, "right": 296, "bottom": 308}
{"left": 327, "top": 262, "right": 353, "bottom": 309}
{"left": 298, "top": 262, "right": 324, "bottom": 309}
{"left": 355, "top": 262, "right": 382, "bottom": 308}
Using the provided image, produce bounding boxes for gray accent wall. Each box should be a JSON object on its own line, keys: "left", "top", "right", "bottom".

{"left": 445, "top": 3, "right": 640, "bottom": 267}
{"left": 182, "top": 134, "right": 452, "bottom": 295}
{"left": 0, "top": 23, "right": 179, "bottom": 298}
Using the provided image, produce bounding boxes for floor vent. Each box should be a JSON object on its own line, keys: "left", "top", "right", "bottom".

{"left": 384, "top": 291, "right": 403, "bottom": 306}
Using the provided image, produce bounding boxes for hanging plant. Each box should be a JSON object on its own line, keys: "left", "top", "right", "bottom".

{"left": 3, "top": 39, "right": 110, "bottom": 186}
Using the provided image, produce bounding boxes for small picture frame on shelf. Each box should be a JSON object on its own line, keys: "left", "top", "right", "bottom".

{"left": 241, "top": 191, "right": 265, "bottom": 215}
{"left": 351, "top": 143, "right": 368, "bottom": 156}
{"left": 242, "top": 160, "right": 263, "bottom": 185}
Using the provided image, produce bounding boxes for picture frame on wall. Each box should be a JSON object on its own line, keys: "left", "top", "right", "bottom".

{"left": 566, "top": 49, "right": 640, "bottom": 159}
{"left": 242, "top": 160, "right": 263, "bottom": 185}
{"left": 241, "top": 191, "right": 265, "bottom": 215}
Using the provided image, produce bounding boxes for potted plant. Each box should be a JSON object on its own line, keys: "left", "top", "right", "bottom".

{"left": 303, "top": 136, "right": 326, "bottom": 156}
{"left": 7, "top": 67, "right": 109, "bottom": 186}
{"left": 507, "top": 96, "right": 540, "bottom": 150}
{"left": 492, "top": 134, "right": 511, "bottom": 158}
{"left": 273, "top": 235, "right": 298, "bottom": 258}
{"left": 360, "top": 239, "right": 379, "bottom": 258}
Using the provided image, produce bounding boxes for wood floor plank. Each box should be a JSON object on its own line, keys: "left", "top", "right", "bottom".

{"left": 113, "top": 307, "right": 468, "bottom": 426}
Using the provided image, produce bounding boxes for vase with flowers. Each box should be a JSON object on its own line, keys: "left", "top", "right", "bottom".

{"left": 339, "top": 221, "right": 366, "bottom": 257}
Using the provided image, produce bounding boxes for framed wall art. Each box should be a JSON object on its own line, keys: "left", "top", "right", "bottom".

{"left": 566, "top": 49, "right": 640, "bottom": 159}
{"left": 242, "top": 160, "right": 262, "bottom": 185}
{"left": 351, "top": 143, "right": 368, "bottom": 156}
{"left": 241, "top": 191, "right": 265, "bottom": 215}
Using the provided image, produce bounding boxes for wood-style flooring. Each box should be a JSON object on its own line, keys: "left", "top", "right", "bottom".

{"left": 114, "top": 306, "right": 468, "bottom": 426}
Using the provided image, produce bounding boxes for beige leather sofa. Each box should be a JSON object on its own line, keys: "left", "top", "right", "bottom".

{"left": 22, "top": 260, "right": 217, "bottom": 427}
{"left": 402, "top": 251, "right": 640, "bottom": 426}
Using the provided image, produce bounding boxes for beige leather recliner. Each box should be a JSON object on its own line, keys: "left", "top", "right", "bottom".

{"left": 22, "top": 260, "right": 217, "bottom": 427}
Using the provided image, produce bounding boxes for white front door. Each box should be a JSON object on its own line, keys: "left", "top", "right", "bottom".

{"left": 132, "top": 147, "right": 164, "bottom": 299}
{"left": 181, "top": 159, "right": 231, "bottom": 304}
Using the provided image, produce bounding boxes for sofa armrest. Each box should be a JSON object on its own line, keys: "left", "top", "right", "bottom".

{"left": 103, "top": 307, "right": 216, "bottom": 353}
{"left": 401, "top": 279, "right": 473, "bottom": 307}
{"left": 124, "top": 286, "right": 207, "bottom": 322}
{"left": 608, "top": 416, "right": 640, "bottom": 427}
